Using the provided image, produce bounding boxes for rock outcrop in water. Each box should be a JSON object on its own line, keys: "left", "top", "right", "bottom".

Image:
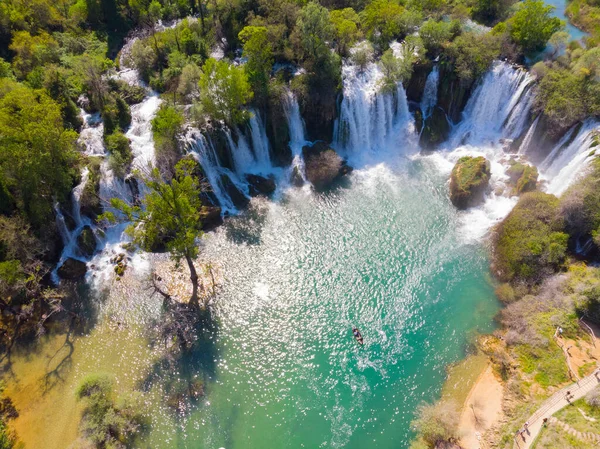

{"left": 77, "top": 226, "right": 97, "bottom": 257}
{"left": 246, "top": 174, "right": 276, "bottom": 197}
{"left": 506, "top": 160, "right": 538, "bottom": 195}
{"left": 302, "top": 142, "right": 352, "bottom": 191}
{"left": 449, "top": 156, "right": 491, "bottom": 209}
{"left": 420, "top": 107, "right": 451, "bottom": 150}
{"left": 57, "top": 258, "right": 87, "bottom": 280}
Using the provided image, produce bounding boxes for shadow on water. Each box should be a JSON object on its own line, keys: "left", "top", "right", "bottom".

{"left": 0, "top": 280, "right": 105, "bottom": 388}
{"left": 224, "top": 199, "right": 270, "bottom": 246}
{"left": 140, "top": 303, "right": 219, "bottom": 418}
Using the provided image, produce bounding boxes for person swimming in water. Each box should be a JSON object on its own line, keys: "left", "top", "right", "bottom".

{"left": 353, "top": 327, "right": 364, "bottom": 345}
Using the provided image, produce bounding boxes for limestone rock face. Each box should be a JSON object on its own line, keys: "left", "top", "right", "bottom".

{"left": 57, "top": 258, "right": 87, "bottom": 280}
{"left": 246, "top": 174, "right": 276, "bottom": 197}
{"left": 220, "top": 174, "right": 249, "bottom": 209}
{"left": 449, "top": 156, "right": 491, "bottom": 209}
{"left": 420, "top": 107, "right": 451, "bottom": 150}
{"left": 200, "top": 206, "right": 223, "bottom": 231}
{"left": 302, "top": 142, "right": 352, "bottom": 191}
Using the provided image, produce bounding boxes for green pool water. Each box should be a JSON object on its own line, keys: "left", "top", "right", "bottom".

{"left": 6, "top": 154, "right": 499, "bottom": 449}
{"left": 145, "top": 156, "right": 500, "bottom": 448}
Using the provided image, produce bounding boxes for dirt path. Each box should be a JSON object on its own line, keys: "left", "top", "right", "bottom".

{"left": 513, "top": 371, "right": 600, "bottom": 449}
{"left": 458, "top": 363, "right": 504, "bottom": 449}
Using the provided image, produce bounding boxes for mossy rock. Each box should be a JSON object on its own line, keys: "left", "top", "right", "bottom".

{"left": 506, "top": 160, "right": 539, "bottom": 195}
{"left": 449, "top": 156, "right": 491, "bottom": 209}
{"left": 302, "top": 142, "right": 353, "bottom": 191}
{"left": 80, "top": 157, "right": 103, "bottom": 220}
{"left": 77, "top": 225, "right": 97, "bottom": 258}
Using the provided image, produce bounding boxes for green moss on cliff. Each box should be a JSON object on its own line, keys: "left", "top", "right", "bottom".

{"left": 493, "top": 192, "right": 568, "bottom": 283}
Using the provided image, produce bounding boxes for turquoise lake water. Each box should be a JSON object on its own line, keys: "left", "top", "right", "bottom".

{"left": 146, "top": 156, "right": 500, "bottom": 448}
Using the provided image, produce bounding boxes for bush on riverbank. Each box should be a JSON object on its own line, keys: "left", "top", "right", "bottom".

{"left": 410, "top": 400, "right": 461, "bottom": 449}
{"left": 493, "top": 192, "right": 568, "bottom": 283}
{"left": 75, "top": 373, "right": 148, "bottom": 448}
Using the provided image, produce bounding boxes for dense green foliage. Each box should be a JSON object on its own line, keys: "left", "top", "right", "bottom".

{"left": 494, "top": 192, "right": 568, "bottom": 283}
{"left": 508, "top": 0, "right": 563, "bottom": 53}
{"left": 198, "top": 58, "right": 253, "bottom": 125}
{"left": 151, "top": 104, "right": 185, "bottom": 170}
{"left": 75, "top": 373, "right": 147, "bottom": 448}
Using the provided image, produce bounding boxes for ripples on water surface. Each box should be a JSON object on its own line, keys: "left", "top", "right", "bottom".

{"left": 7, "top": 154, "right": 498, "bottom": 449}
{"left": 149, "top": 156, "right": 499, "bottom": 449}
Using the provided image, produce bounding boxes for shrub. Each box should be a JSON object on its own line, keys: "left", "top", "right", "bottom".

{"left": 586, "top": 386, "right": 600, "bottom": 408}
{"left": 75, "top": 373, "right": 147, "bottom": 448}
{"left": 493, "top": 192, "right": 568, "bottom": 283}
{"left": 446, "top": 32, "right": 501, "bottom": 83}
{"left": 411, "top": 400, "right": 460, "bottom": 447}
{"left": 106, "top": 132, "right": 133, "bottom": 178}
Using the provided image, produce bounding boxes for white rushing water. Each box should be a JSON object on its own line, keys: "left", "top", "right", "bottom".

{"left": 450, "top": 61, "right": 534, "bottom": 147}
{"left": 283, "top": 90, "right": 309, "bottom": 183}
{"left": 541, "top": 119, "right": 600, "bottom": 195}
{"left": 248, "top": 110, "right": 272, "bottom": 171}
{"left": 517, "top": 114, "right": 540, "bottom": 155}
{"left": 185, "top": 128, "right": 243, "bottom": 212}
{"left": 333, "top": 53, "right": 416, "bottom": 162}
{"left": 420, "top": 65, "right": 439, "bottom": 120}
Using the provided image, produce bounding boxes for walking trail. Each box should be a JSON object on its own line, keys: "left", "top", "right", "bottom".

{"left": 514, "top": 371, "right": 600, "bottom": 449}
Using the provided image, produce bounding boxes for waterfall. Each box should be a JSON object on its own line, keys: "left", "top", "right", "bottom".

{"left": 283, "top": 90, "right": 307, "bottom": 153}
{"left": 71, "top": 167, "right": 89, "bottom": 227}
{"left": 421, "top": 65, "right": 439, "bottom": 120}
{"left": 450, "top": 61, "right": 534, "bottom": 147}
{"left": 128, "top": 93, "right": 161, "bottom": 170}
{"left": 185, "top": 128, "right": 240, "bottom": 212}
{"left": 283, "top": 91, "right": 308, "bottom": 183}
{"left": 542, "top": 119, "right": 600, "bottom": 195}
{"left": 248, "top": 110, "right": 272, "bottom": 171}
{"left": 225, "top": 128, "right": 256, "bottom": 176}
{"left": 517, "top": 115, "right": 540, "bottom": 155}
{"left": 79, "top": 111, "right": 105, "bottom": 156}
{"left": 333, "top": 58, "right": 414, "bottom": 160}
{"left": 54, "top": 203, "right": 72, "bottom": 247}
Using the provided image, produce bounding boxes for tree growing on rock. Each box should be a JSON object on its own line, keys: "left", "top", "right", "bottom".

{"left": 102, "top": 159, "right": 206, "bottom": 308}
{"left": 197, "top": 58, "right": 253, "bottom": 126}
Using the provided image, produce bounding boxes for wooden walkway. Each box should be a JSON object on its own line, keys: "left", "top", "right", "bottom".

{"left": 514, "top": 371, "right": 600, "bottom": 449}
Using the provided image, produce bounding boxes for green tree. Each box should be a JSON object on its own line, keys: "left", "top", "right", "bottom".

{"left": 494, "top": 192, "right": 568, "bottom": 283}
{"left": 238, "top": 26, "right": 273, "bottom": 100}
{"left": 152, "top": 104, "right": 184, "bottom": 169}
{"left": 330, "top": 8, "right": 361, "bottom": 55}
{"left": 106, "top": 131, "right": 132, "bottom": 178}
{"left": 9, "top": 31, "right": 59, "bottom": 78}
{"left": 198, "top": 58, "right": 253, "bottom": 125}
{"left": 419, "top": 20, "right": 453, "bottom": 55}
{"left": 509, "top": 0, "right": 563, "bottom": 53}
{"left": 361, "top": 0, "right": 417, "bottom": 45}
{"left": 103, "top": 159, "right": 205, "bottom": 307}
{"left": 446, "top": 32, "right": 501, "bottom": 83}
{"left": 379, "top": 48, "right": 414, "bottom": 92}
{"left": 295, "top": 2, "right": 333, "bottom": 62}
{"left": 0, "top": 80, "right": 78, "bottom": 226}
